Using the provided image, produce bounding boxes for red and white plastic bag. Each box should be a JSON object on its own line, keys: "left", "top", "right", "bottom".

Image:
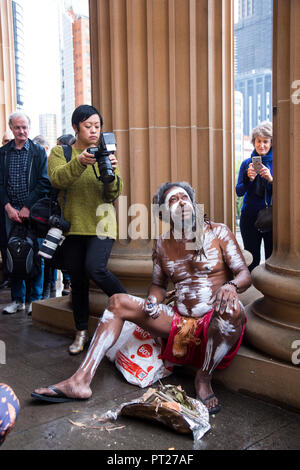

{"left": 106, "top": 322, "right": 173, "bottom": 388}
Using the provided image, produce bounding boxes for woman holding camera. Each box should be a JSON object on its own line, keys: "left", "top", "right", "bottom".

{"left": 48, "top": 105, "right": 126, "bottom": 354}
{"left": 235, "top": 121, "right": 273, "bottom": 272}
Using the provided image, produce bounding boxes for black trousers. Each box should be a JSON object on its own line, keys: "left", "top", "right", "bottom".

{"left": 240, "top": 211, "right": 273, "bottom": 272}
{"left": 63, "top": 235, "right": 127, "bottom": 330}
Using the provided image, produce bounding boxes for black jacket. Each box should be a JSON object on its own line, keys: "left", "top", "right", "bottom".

{"left": 0, "top": 139, "right": 51, "bottom": 209}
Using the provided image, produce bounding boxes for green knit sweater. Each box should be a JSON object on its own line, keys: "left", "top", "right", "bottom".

{"left": 48, "top": 146, "right": 123, "bottom": 238}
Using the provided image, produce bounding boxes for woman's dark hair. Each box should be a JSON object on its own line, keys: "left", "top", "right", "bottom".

{"left": 71, "top": 105, "right": 103, "bottom": 131}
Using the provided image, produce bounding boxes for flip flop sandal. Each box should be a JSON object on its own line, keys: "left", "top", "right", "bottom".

{"left": 31, "top": 385, "right": 78, "bottom": 403}
{"left": 197, "top": 393, "right": 221, "bottom": 415}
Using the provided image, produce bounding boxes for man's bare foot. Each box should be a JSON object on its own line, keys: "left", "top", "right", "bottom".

{"left": 33, "top": 376, "right": 92, "bottom": 401}
{"left": 194, "top": 371, "right": 221, "bottom": 414}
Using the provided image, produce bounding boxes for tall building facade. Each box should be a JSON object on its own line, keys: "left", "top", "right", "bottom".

{"left": 60, "top": 7, "right": 91, "bottom": 134}
{"left": 12, "top": 0, "right": 25, "bottom": 109}
{"left": 73, "top": 14, "right": 91, "bottom": 107}
{"left": 39, "top": 113, "right": 57, "bottom": 149}
{"left": 0, "top": 0, "right": 16, "bottom": 134}
{"left": 235, "top": 0, "right": 273, "bottom": 136}
{"left": 60, "top": 8, "right": 75, "bottom": 135}
{"left": 234, "top": 91, "right": 244, "bottom": 165}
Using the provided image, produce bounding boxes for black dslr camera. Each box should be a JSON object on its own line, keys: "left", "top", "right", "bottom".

{"left": 38, "top": 215, "right": 71, "bottom": 260}
{"left": 88, "top": 132, "right": 117, "bottom": 184}
{"left": 48, "top": 215, "right": 71, "bottom": 233}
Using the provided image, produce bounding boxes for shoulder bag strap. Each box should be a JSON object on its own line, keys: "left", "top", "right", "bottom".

{"left": 59, "top": 145, "right": 73, "bottom": 217}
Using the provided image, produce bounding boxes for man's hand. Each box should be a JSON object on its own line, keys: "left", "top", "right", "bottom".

{"left": 19, "top": 206, "right": 30, "bottom": 221}
{"left": 208, "top": 284, "right": 239, "bottom": 315}
{"left": 143, "top": 295, "right": 160, "bottom": 319}
{"left": 5, "top": 203, "right": 22, "bottom": 223}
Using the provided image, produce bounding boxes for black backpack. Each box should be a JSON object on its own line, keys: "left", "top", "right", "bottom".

{"left": 30, "top": 145, "right": 72, "bottom": 237}
{"left": 6, "top": 222, "right": 40, "bottom": 280}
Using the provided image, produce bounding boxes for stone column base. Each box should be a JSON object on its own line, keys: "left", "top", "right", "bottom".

{"left": 245, "top": 300, "right": 300, "bottom": 365}
{"left": 245, "top": 264, "right": 300, "bottom": 364}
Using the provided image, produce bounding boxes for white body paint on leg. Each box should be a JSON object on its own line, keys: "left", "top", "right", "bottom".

{"left": 100, "top": 309, "right": 115, "bottom": 323}
{"left": 202, "top": 337, "right": 213, "bottom": 372}
{"left": 209, "top": 342, "right": 231, "bottom": 374}
{"left": 216, "top": 317, "right": 236, "bottom": 336}
{"left": 81, "top": 331, "right": 115, "bottom": 377}
{"left": 127, "top": 295, "right": 144, "bottom": 307}
{"left": 159, "top": 303, "right": 175, "bottom": 317}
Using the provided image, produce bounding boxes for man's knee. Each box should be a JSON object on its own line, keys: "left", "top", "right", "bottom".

{"left": 212, "top": 303, "right": 245, "bottom": 335}
{"left": 231, "top": 301, "right": 245, "bottom": 326}
{"left": 107, "top": 293, "right": 128, "bottom": 316}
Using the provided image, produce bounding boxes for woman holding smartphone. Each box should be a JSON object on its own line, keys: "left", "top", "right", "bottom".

{"left": 236, "top": 121, "right": 273, "bottom": 272}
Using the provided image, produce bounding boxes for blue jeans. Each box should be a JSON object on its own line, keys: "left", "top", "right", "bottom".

{"left": 5, "top": 214, "right": 44, "bottom": 303}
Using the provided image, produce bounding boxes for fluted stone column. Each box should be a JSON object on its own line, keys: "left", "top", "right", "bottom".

{"left": 245, "top": 0, "right": 300, "bottom": 364}
{"left": 0, "top": 0, "right": 16, "bottom": 134}
{"left": 88, "top": 0, "right": 235, "bottom": 300}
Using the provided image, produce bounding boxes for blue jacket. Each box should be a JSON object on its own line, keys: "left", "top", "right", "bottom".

{"left": 236, "top": 148, "right": 273, "bottom": 218}
{"left": 0, "top": 139, "right": 51, "bottom": 209}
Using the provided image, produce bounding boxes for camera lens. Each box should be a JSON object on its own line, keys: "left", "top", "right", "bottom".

{"left": 38, "top": 228, "right": 63, "bottom": 259}
{"left": 98, "top": 154, "right": 115, "bottom": 184}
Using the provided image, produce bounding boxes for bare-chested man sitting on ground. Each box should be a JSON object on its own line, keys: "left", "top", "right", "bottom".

{"left": 32, "top": 182, "right": 251, "bottom": 414}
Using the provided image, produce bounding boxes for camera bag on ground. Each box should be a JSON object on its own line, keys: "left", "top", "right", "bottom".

{"left": 30, "top": 144, "right": 72, "bottom": 238}
{"left": 6, "top": 222, "right": 40, "bottom": 280}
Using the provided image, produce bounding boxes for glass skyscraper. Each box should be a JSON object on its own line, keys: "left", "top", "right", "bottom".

{"left": 235, "top": 0, "right": 273, "bottom": 136}
{"left": 12, "top": 0, "right": 25, "bottom": 109}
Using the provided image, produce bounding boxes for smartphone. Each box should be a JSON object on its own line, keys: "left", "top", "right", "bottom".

{"left": 252, "top": 156, "right": 262, "bottom": 174}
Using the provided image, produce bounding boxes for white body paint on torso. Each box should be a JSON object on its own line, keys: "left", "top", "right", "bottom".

{"left": 154, "top": 223, "right": 245, "bottom": 319}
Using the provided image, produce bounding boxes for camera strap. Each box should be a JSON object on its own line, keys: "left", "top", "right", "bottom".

{"left": 58, "top": 144, "right": 72, "bottom": 221}
{"left": 102, "top": 175, "right": 121, "bottom": 204}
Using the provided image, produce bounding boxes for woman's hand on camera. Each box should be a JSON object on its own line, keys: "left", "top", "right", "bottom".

{"left": 78, "top": 150, "right": 97, "bottom": 167}
{"left": 109, "top": 154, "right": 118, "bottom": 171}
{"left": 259, "top": 164, "right": 273, "bottom": 183}
{"left": 247, "top": 163, "right": 257, "bottom": 182}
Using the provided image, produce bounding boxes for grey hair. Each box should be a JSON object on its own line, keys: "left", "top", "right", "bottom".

{"left": 9, "top": 112, "right": 31, "bottom": 128}
{"left": 33, "top": 135, "right": 49, "bottom": 148}
{"left": 251, "top": 121, "right": 273, "bottom": 146}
